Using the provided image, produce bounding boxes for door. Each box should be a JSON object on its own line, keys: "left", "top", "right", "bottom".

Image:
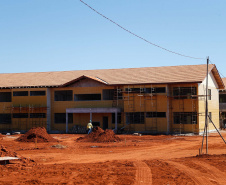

{"left": 103, "top": 116, "right": 108, "bottom": 130}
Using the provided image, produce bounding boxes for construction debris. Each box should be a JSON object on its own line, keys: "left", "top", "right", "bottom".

{"left": 16, "top": 127, "right": 58, "bottom": 143}
{"left": 0, "top": 145, "right": 35, "bottom": 165}
{"left": 76, "top": 127, "right": 121, "bottom": 143}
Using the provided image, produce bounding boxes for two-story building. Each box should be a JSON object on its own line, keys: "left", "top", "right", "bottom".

{"left": 219, "top": 78, "right": 226, "bottom": 128}
{"left": 0, "top": 64, "right": 224, "bottom": 134}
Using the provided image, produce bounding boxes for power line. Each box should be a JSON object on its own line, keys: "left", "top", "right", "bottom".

{"left": 80, "top": 0, "right": 205, "bottom": 60}
{"left": 209, "top": 60, "right": 225, "bottom": 78}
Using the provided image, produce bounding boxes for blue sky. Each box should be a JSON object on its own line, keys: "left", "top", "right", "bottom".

{"left": 0, "top": 0, "right": 225, "bottom": 77}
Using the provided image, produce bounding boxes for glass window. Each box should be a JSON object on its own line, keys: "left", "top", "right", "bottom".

{"left": 74, "top": 94, "right": 101, "bottom": 101}
{"left": 30, "top": 113, "right": 46, "bottom": 118}
{"left": 103, "top": 89, "right": 114, "bottom": 100}
{"left": 146, "top": 112, "right": 166, "bottom": 118}
{"left": 30, "top": 91, "right": 46, "bottom": 96}
{"left": 0, "top": 114, "right": 11, "bottom": 124}
{"left": 126, "top": 112, "right": 144, "bottom": 124}
{"left": 13, "top": 91, "right": 28, "bottom": 96}
{"left": 92, "top": 122, "right": 100, "bottom": 127}
{"left": 173, "top": 112, "right": 197, "bottom": 124}
{"left": 208, "top": 112, "right": 212, "bottom": 123}
{"left": 220, "top": 94, "right": 226, "bottom": 103}
{"left": 0, "top": 92, "right": 11, "bottom": 102}
{"left": 13, "top": 113, "right": 28, "bottom": 118}
{"left": 173, "top": 87, "right": 197, "bottom": 99}
{"left": 54, "top": 113, "right": 73, "bottom": 124}
{"left": 112, "top": 113, "right": 121, "bottom": 124}
{"left": 208, "top": 89, "right": 211, "bottom": 100}
{"left": 54, "top": 90, "right": 73, "bottom": 101}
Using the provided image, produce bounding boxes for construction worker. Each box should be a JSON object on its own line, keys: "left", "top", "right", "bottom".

{"left": 87, "top": 120, "right": 93, "bottom": 134}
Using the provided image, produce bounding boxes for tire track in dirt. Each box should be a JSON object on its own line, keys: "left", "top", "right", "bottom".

{"left": 193, "top": 160, "right": 226, "bottom": 185}
{"left": 167, "top": 161, "right": 216, "bottom": 185}
{"left": 134, "top": 160, "right": 152, "bottom": 185}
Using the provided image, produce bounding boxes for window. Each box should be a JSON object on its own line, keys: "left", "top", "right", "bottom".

{"left": 30, "top": 91, "right": 46, "bottom": 96}
{"left": 92, "top": 122, "right": 100, "bottom": 127}
{"left": 173, "top": 87, "right": 197, "bottom": 99}
{"left": 208, "top": 112, "right": 212, "bottom": 123}
{"left": 30, "top": 113, "right": 46, "bottom": 118}
{"left": 146, "top": 87, "right": 166, "bottom": 93}
{"left": 0, "top": 114, "right": 11, "bottom": 124}
{"left": 103, "top": 89, "right": 114, "bottom": 100}
{"left": 173, "top": 112, "right": 197, "bottom": 124}
{"left": 74, "top": 94, "right": 101, "bottom": 101}
{"left": 112, "top": 113, "right": 122, "bottom": 124}
{"left": 13, "top": 91, "right": 28, "bottom": 96}
{"left": 13, "top": 113, "right": 28, "bottom": 118}
{"left": 54, "top": 90, "right": 73, "bottom": 101}
{"left": 125, "top": 88, "right": 141, "bottom": 93}
{"left": 146, "top": 112, "right": 166, "bottom": 118}
{"left": 54, "top": 113, "right": 73, "bottom": 124}
{"left": 220, "top": 94, "right": 226, "bottom": 103}
{"left": 208, "top": 89, "right": 211, "bottom": 100}
{"left": 126, "top": 112, "right": 144, "bottom": 124}
{"left": 125, "top": 87, "right": 166, "bottom": 94}
{"left": 0, "top": 92, "right": 11, "bottom": 102}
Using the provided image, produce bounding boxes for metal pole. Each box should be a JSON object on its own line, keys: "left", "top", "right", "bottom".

{"left": 208, "top": 115, "right": 226, "bottom": 144}
{"left": 205, "top": 57, "right": 209, "bottom": 154}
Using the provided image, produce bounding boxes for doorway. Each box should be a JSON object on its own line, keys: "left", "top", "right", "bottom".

{"left": 103, "top": 116, "right": 108, "bottom": 130}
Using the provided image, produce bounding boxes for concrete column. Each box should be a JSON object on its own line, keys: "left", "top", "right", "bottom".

{"left": 115, "top": 111, "right": 118, "bottom": 132}
{"left": 66, "top": 113, "right": 68, "bottom": 133}
{"left": 166, "top": 85, "right": 170, "bottom": 134}
{"left": 46, "top": 88, "right": 51, "bottom": 132}
{"left": 90, "top": 112, "right": 92, "bottom": 121}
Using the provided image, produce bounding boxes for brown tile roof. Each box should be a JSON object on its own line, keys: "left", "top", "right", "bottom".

{"left": 222, "top": 78, "right": 226, "bottom": 89}
{"left": 0, "top": 64, "right": 224, "bottom": 89}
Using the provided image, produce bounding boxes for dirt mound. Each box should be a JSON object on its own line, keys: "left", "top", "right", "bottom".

{"left": 16, "top": 127, "right": 58, "bottom": 143}
{"left": 0, "top": 145, "right": 35, "bottom": 165}
{"left": 77, "top": 127, "right": 121, "bottom": 143}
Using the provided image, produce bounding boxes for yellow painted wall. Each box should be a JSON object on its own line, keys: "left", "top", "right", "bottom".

{"left": 0, "top": 77, "right": 221, "bottom": 134}
{"left": 198, "top": 72, "right": 220, "bottom": 133}
{"left": 169, "top": 84, "right": 199, "bottom": 133}
{"left": 0, "top": 88, "right": 47, "bottom": 131}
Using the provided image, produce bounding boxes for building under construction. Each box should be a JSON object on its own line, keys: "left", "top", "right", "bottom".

{"left": 0, "top": 64, "right": 224, "bottom": 134}
{"left": 219, "top": 77, "right": 226, "bottom": 129}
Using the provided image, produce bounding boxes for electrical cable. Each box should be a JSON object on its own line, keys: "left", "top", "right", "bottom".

{"left": 209, "top": 60, "right": 225, "bottom": 78}
{"left": 80, "top": 0, "right": 205, "bottom": 60}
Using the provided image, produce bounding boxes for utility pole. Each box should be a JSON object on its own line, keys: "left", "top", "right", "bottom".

{"left": 205, "top": 56, "right": 209, "bottom": 154}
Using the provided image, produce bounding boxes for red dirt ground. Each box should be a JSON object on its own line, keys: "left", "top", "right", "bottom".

{"left": 0, "top": 131, "right": 226, "bottom": 184}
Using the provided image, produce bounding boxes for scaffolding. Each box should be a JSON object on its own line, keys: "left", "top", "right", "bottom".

{"left": 0, "top": 104, "right": 49, "bottom": 132}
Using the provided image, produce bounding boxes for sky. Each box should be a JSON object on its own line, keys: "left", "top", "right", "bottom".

{"left": 0, "top": 0, "right": 225, "bottom": 77}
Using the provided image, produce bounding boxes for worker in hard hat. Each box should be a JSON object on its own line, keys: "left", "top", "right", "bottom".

{"left": 87, "top": 120, "right": 93, "bottom": 134}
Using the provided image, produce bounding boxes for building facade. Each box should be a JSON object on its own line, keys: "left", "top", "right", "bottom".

{"left": 0, "top": 64, "right": 224, "bottom": 134}
{"left": 219, "top": 78, "right": 226, "bottom": 128}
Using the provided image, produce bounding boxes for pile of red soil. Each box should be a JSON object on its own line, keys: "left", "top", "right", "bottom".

{"left": 16, "top": 127, "right": 58, "bottom": 143}
{"left": 0, "top": 145, "right": 35, "bottom": 165}
{"left": 77, "top": 127, "right": 121, "bottom": 143}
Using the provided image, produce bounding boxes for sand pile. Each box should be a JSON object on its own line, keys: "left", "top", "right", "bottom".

{"left": 16, "top": 127, "right": 58, "bottom": 143}
{"left": 77, "top": 127, "right": 121, "bottom": 142}
{"left": 0, "top": 145, "right": 35, "bottom": 165}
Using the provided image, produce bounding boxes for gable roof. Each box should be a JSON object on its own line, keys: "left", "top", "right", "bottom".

{"left": 221, "top": 78, "right": 226, "bottom": 89}
{"left": 0, "top": 64, "right": 224, "bottom": 89}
